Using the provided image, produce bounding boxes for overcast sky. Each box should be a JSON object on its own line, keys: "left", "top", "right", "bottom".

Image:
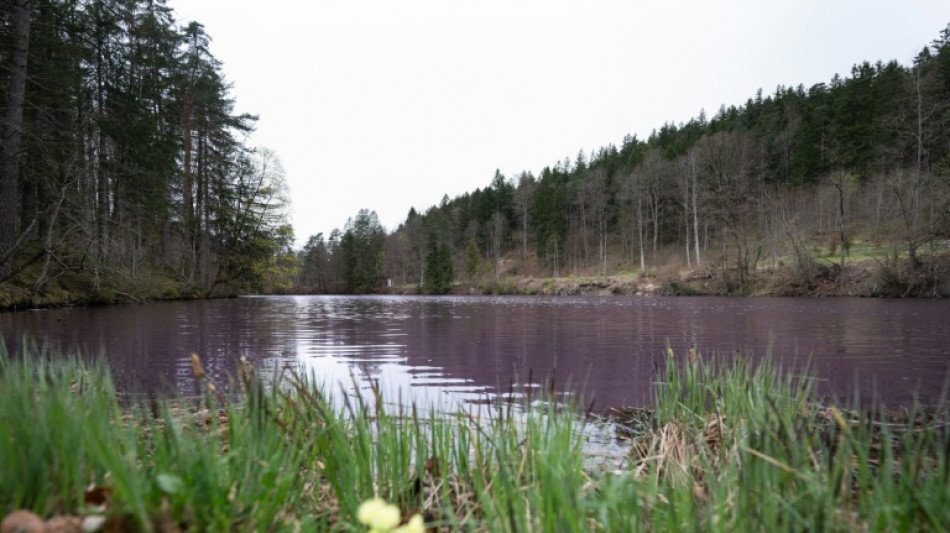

{"left": 166, "top": 0, "right": 950, "bottom": 246}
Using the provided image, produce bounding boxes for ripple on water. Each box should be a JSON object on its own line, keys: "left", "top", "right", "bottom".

{"left": 1, "top": 295, "right": 949, "bottom": 408}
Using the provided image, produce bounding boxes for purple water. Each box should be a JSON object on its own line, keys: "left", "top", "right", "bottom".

{"left": 2, "top": 295, "right": 948, "bottom": 408}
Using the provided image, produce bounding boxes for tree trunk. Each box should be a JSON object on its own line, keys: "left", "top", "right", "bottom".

{"left": 834, "top": 181, "right": 846, "bottom": 270}
{"left": 182, "top": 89, "right": 193, "bottom": 279}
{"left": 521, "top": 197, "right": 528, "bottom": 260}
{"left": 578, "top": 199, "right": 590, "bottom": 266}
{"left": 636, "top": 190, "right": 646, "bottom": 273}
{"left": 910, "top": 66, "right": 924, "bottom": 265}
{"left": 0, "top": 0, "right": 32, "bottom": 276}
{"left": 691, "top": 154, "right": 701, "bottom": 266}
{"left": 651, "top": 198, "right": 660, "bottom": 255}
{"left": 95, "top": 21, "right": 110, "bottom": 262}
{"left": 683, "top": 169, "right": 691, "bottom": 267}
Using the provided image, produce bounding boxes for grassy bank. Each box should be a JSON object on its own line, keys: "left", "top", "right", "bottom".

{"left": 0, "top": 266, "right": 235, "bottom": 311}
{"left": 385, "top": 246, "right": 950, "bottom": 298}
{"left": 1, "top": 347, "right": 948, "bottom": 531}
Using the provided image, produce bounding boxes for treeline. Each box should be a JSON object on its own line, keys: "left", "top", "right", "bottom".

{"left": 0, "top": 0, "right": 293, "bottom": 304}
{"left": 300, "top": 25, "right": 950, "bottom": 294}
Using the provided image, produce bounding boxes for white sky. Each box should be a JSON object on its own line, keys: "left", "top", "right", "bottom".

{"left": 167, "top": 0, "right": 950, "bottom": 246}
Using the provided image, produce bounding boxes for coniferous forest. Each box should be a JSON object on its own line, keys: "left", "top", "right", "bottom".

{"left": 0, "top": 0, "right": 294, "bottom": 308}
{"left": 3, "top": 2, "right": 949, "bottom": 306}
{"left": 300, "top": 24, "right": 950, "bottom": 297}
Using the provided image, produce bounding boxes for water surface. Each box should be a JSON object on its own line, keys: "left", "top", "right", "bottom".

{"left": 1, "top": 295, "right": 948, "bottom": 408}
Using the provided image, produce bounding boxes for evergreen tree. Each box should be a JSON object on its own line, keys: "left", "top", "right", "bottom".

{"left": 423, "top": 241, "right": 453, "bottom": 294}
{"left": 465, "top": 239, "right": 480, "bottom": 282}
{"left": 0, "top": 0, "right": 292, "bottom": 299}
{"left": 0, "top": 0, "right": 32, "bottom": 277}
{"left": 340, "top": 209, "right": 385, "bottom": 293}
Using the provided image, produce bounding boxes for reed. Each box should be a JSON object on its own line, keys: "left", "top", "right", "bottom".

{"left": 1, "top": 343, "right": 947, "bottom": 531}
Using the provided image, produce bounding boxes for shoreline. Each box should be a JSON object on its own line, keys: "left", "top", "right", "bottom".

{"left": 388, "top": 255, "right": 944, "bottom": 299}
{"left": 3, "top": 252, "right": 947, "bottom": 312}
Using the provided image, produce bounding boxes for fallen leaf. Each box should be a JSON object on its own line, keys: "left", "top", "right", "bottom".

{"left": 155, "top": 473, "right": 184, "bottom": 495}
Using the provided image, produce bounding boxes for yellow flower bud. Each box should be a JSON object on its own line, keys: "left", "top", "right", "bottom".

{"left": 358, "top": 498, "right": 401, "bottom": 531}
{"left": 393, "top": 514, "right": 425, "bottom": 533}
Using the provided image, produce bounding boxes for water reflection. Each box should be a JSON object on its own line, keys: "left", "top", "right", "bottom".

{"left": 1, "top": 295, "right": 949, "bottom": 408}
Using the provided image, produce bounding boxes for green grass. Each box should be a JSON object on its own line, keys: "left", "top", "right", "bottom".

{"left": 1, "top": 344, "right": 948, "bottom": 531}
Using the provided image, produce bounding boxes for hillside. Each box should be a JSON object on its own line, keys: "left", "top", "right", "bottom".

{"left": 299, "top": 25, "right": 950, "bottom": 297}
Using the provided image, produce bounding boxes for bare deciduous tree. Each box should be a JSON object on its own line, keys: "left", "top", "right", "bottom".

{"left": 696, "top": 131, "right": 763, "bottom": 289}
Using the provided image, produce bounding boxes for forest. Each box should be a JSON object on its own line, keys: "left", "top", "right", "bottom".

{"left": 299, "top": 25, "right": 950, "bottom": 297}
{"left": 0, "top": 0, "right": 294, "bottom": 309}
{"left": 3, "top": 1, "right": 949, "bottom": 306}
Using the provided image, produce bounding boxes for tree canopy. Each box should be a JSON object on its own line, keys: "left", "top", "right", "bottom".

{"left": 0, "top": 0, "right": 292, "bottom": 302}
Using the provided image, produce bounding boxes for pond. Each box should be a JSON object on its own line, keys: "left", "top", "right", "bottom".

{"left": 2, "top": 295, "right": 948, "bottom": 409}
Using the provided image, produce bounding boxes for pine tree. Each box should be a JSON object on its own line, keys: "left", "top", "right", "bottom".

{"left": 424, "top": 241, "right": 453, "bottom": 294}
